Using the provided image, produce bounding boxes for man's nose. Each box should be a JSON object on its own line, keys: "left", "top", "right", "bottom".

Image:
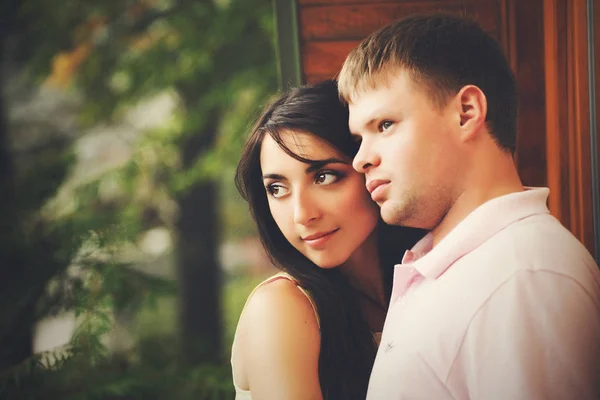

{"left": 352, "top": 138, "right": 380, "bottom": 173}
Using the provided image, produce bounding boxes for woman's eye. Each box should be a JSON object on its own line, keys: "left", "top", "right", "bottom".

{"left": 266, "top": 184, "right": 289, "bottom": 199}
{"left": 379, "top": 120, "right": 393, "bottom": 132}
{"left": 315, "top": 172, "right": 340, "bottom": 185}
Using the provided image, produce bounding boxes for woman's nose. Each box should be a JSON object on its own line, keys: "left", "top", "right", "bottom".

{"left": 293, "top": 190, "right": 321, "bottom": 225}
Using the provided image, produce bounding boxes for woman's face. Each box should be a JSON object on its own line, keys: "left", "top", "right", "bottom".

{"left": 260, "top": 130, "right": 379, "bottom": 269}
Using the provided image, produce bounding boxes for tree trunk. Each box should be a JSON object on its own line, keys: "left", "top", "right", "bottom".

{"left": 0, "top": 7, "right": 71, "bottom": 369}
{"left": 0, "top": 23, "right": 34, "bottom": 371}
{"left": 175, "top": 115, "right": 222, "bottom": 364}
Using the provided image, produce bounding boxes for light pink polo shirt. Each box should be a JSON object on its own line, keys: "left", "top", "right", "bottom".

{"left": 367, "top": 187, "right": 600, "bottom": 400}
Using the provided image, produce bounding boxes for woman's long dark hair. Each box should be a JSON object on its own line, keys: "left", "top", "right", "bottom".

{"left": 235, "top": 80, "right": 424, "bottom": 399}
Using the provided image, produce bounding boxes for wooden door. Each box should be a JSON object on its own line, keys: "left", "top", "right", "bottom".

{"left": 544, "top": 0, "right": 599, "bottom": 256}
{"left": 276, "top": 0, "right": 599, "bottom": 257}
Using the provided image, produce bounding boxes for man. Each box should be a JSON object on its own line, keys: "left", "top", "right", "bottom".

{"left": 338, "top": 13, "right": 600, "bottom": 399}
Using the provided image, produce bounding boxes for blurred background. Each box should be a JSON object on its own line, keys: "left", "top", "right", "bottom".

{"left": 1, "top": 0, "right": 279, "bottom": 398}
{"left": 1, "top": 0, "right": 599, "bottom": 399}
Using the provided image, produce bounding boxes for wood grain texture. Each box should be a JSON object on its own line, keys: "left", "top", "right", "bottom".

{"left": 299, "top": 0, "right": 506, "bottom": 86}
{"left": 298, "top": 0, "right": 494, "bottom": 5}
{"left": 510, "top": 0, "right": 547, "bottom": 188}
{"left": 544, "top": 0, "right": 595, "bottom": 252}
{"left": 301, "top": 40, "right": 359, "bottom": 77}
{"left": 299, "top": 3, "right": 486, "bottom": 41}
{"left": 595, "top": 0, "right": 600, "bottom": 227}
{"left": 292, "top": 0, "right": 596, "bottom": 251}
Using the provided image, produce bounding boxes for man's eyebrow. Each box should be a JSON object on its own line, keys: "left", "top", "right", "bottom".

{"left": 349, "top": 116, "right": 378, "bottom": 136}
{"left": 305, "top": 158, "right": 348, "bottom": 173}
{"left": 364, "top": 117, "right": 378, "bottom": 129}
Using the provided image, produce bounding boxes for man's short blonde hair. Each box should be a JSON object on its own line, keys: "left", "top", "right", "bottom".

{"left": 336, "top": 13, "right": 519, "bottom": 153}
{"left": 338, "top": 44, "right": 452, "bottom": 109}
{"left": 337, "top": 17, "right": 457, "bottom": 108}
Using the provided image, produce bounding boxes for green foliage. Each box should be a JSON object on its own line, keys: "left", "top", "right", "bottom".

{"left": 0, "top": 342, "right": 234, "bottom": 400}
{"left": 0, "top": 139, "right": 80, "bottom": 368}
{"left": 0, "top": 274, "right": 265, "bottom": 400}
{"left": 2, "top": 0, "right": 278, "bottom": 396}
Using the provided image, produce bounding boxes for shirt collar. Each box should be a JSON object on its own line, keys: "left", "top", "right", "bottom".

{"left": 400, "top": 187, "right": 550, "bottom": 279}
{"left": 401, "top": 233, "right": 434, "bottom": 264}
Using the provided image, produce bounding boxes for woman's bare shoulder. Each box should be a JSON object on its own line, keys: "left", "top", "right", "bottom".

{"left": 240, "top": 277, "right": 319, "bottom": 335}
{"left": 235, "top": 277, "right": 322, "bottom": 398}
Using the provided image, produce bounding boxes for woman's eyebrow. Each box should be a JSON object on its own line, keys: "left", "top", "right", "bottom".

{"left": 305, "top": 158, "right": 348, "bottom": 173}
{"left": 261, "top": 158, "right": 348, "bottom": 180}
{"left": 262, "top": 173, "right": 286, "bottom": 181}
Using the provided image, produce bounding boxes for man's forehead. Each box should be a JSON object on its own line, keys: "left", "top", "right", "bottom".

{"left": 347, "top": 85, "right": 390, "bottom": 132}
{"left": 346, "top": 74, "right": 392, "bottom": 105}
{"left": 347, "top": 69, "right": 417, "bottom": 132}
{"left": 348, "top": 102, "right": 375, "bottom": 134}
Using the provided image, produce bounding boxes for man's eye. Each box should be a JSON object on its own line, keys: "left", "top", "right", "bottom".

{"left": 379, "top": 121, "right": 393, "bottom": 132}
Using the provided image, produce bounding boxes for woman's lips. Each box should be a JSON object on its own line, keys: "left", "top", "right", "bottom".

{"left": 302, "top": 229, "right": 339, "bottom": 248}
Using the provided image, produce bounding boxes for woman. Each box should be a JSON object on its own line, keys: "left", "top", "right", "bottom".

{"left": 232, "top": 80, "right": 423, "bottom": 399}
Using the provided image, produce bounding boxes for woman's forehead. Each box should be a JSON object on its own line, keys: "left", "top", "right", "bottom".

{"left": 261, "top": 130, "right": 344, "bottom": 162}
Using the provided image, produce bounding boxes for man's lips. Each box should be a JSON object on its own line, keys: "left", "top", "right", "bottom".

{"left": 366, "top": 179, "right": 390, "bottom": 194}
{"left": 366, "top": 179, "right": 390, "bottom": 201}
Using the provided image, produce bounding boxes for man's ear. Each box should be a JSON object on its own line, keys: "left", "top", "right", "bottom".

{"left": 456, "top": 85, "right": 487, "bottom": 142}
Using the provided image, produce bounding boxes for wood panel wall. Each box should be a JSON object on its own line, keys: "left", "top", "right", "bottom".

{"left": 296, "top": 0, "right": 546, "bottom": 187}
{"left": 544, "top": 0, "right": 597, "bottom": 253}
{"left": 595, "top": 0, "right": 600, "bottom": 258}
{"left": 297, "top": 0, "right": 509, "bottom": 84}
{"left": 291, "top": 0, "right": 598, "bottom": 255}
{"left": 296, "top": 2, "right": 546, "bottom": 189}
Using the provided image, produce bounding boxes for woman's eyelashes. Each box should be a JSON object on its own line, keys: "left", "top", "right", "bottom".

{"left": 264, "top": 170, "right": 346, "bottom": 199}
{"left": 314, "top": 170, "right": 345, "bottom": 185}
{"left": 265, "top": 182, "right": 289, "bottom": 199}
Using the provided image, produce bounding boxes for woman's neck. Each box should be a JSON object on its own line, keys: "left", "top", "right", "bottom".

{"left": 338, "top": 231, "right": 386, "bottom": 308}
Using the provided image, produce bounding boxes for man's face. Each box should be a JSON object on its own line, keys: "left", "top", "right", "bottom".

{"left": 348, "top": 69, "right": 462, "bottom": 229}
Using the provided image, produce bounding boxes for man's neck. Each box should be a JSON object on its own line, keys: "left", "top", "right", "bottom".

{"left": 431, "top": 151, "right": 524, "bottom": 247}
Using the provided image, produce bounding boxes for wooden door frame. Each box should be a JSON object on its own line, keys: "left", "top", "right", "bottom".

{"left": 544, "top": 0, "right": 599, "bottom": 258}
{"left": 590, "top": 0, "right": 600, "bottom": 262}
